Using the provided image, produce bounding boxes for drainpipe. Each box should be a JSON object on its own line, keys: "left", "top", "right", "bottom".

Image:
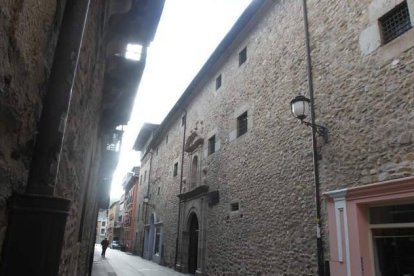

{"left": 0, "top": 0, "right": 91, "bottom": 275}
{"left": 302, "top": 1, "right": 325, "bottom": 275}
{"left": 174, "top": 109, "right": 187, "bottom": 270}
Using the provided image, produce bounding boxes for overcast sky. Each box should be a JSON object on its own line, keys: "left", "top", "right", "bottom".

{"left": 110, "top": 0, "right": 252, "bottom": 199}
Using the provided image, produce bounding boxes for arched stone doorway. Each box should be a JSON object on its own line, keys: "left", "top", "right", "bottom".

{"left": 188, "top": 213, "right": 199, "bottom": 274}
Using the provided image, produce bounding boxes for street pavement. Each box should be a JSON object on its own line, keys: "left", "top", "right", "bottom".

{"left": 92, "top": 244, "right": 187, "bottom": 276}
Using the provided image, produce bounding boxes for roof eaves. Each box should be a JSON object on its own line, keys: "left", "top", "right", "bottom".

{"left": 148, "top": 0, "right": 268, "bottom": 147}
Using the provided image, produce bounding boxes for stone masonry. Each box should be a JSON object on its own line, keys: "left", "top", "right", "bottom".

{"left": 135, "top": 0, "right": 414, "bottom": 275}
{"left": 0, "top": 0, "right": 164, "bottom": 275}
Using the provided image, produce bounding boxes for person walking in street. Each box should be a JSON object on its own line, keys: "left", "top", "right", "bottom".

{"left": 101, "top": 238, "right": 109, "bottom": 257}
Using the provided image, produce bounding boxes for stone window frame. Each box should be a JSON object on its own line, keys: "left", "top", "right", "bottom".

{"left": 229, "top": 199, "right": 243, "bottom": 218}
{"left": 190, "top": 154, "right": 200, "bottom": 188}
{"left": 378, "top": 1, "right": 412, "bottom": 44}
{"left": 204, "top": 128, "right": 220, "bottom": 157}
{"left": 359, "top": 0, "right": 414, "bottom": 62}
{"left": 229, "top": 104, "right": 254, "bottom": 142}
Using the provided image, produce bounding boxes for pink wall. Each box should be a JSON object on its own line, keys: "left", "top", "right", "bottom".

{"left": 325, "top": 176, "right": 414, "bottom": 276}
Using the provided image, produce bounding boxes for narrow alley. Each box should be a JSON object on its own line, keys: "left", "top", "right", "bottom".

{"left": 92, "top": 245, "right": 185, "bottom": 276}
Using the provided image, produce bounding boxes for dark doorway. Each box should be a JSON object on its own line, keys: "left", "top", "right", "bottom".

{"left": 188, "top": 214, "right": 199, "bottom": 274}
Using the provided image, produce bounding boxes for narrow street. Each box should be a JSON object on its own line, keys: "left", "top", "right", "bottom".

{"left": 92, "top": 244, "right": 186, "bottom": 276}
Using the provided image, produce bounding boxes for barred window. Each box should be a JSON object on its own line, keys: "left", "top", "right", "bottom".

{"left": 379, "top": 1, "right": 412, "bottom": 44}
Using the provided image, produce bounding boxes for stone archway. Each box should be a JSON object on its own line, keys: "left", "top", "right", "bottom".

{"left": 188, "top": 213, "right": 199, "bottom": 274}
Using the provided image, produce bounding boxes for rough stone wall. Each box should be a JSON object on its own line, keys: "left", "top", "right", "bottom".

{"left": 137, "top": 122, "right": 184, "bottom": 267}
{"left": 0, "top": 0, "right": 64, "bottom": 256}
{"left": 184, "top": 2, "right": 317, "bottom": 274}
{"left": 136, "top": 152, "right": 151, "bottom": 257}
{"left": 310, "top": 0, "right": 414, "bottom": 189}
{"left": 0, "top": 0, "right": 108, "bottom": 274}
{"left": 149, "top": 118, "right": 185, "bottom": 267}
{"left": 137, "top": 0, "right": 413, "bottom": 275}
{"left": 138, "top": 1, "right": 319, "bottom": 274}
{"left": 56, "top": 0, "right": 107, "bottom": 274}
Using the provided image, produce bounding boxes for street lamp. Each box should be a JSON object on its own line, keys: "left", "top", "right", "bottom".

{"left": 290, "top": 95, "right": 328, "bottom": 143}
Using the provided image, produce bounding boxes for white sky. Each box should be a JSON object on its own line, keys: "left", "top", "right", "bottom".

{"left": 110, "top": 0, "right": 252, "bottom": 199}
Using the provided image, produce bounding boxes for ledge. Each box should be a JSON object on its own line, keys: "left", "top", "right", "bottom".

{"left": 178, "top": 185, "right": 209, "bottom": 201}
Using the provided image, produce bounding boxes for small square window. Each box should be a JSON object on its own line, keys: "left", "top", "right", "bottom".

{"left": 237, "top": 111, "right": 248, "bottom": 137}
{"left": 173, "top": 162, "right": 178, "bottom": 176}
{"left": 379, "top": 1, "right": 412, "bottom": 44}
{"left": 239, "top": 47, "right": 247, "bottom": 66}
{"left": 230, "top": 202, "right": 239, "bottom": 212}
{"left": 208, "top": 135, "right": 216, "bottom": 155}
{"left": 216, "top": 74, "right": 222, "bottom": 90}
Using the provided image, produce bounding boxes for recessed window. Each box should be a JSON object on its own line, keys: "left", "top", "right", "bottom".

{"left": 154, "top": 226, "right": 161, "bottom": 254}
{"left": 157, "top": 187, "right": 160, "bottom": 195}
{"left": 216, "top": 74, "right": 222, "bottom": 90}
{"left": 239, "top": 47, "right": 247, "bottom": 66}
{"left": 237, "top": 111, "right": 248, "bottom": 137}
{"left": 230, "top": 202, "right": 239, "bottom": 212}
{"left": 191, "top": 156, "right": 198, "bottom": 188}
{"left": 370, "top": 203, "right": 414, "bottom": 276}
{"left": 101, "top": 221, "right": 106, "bottom": 226}
{"left": 208, "top": 135, "right": 216, "bottom": 155}
{"left": 165, "top": 134, "right": 168, "bottom": 144}
{"left": 173, "top": 162, "right": 178, "bottom": 176}
{"left": 100, "top": 229, "right": 105, "bottom": 234}
{"left": 379, "top": 1, "right": 412, "bottom": 44}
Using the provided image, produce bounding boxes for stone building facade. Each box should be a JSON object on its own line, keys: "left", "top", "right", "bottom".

{"left": 134, "top": 0, "right": 414, "bottom": 275}
{"left": 121, "top": 166, "right": 140, "bottom": 253}
{"left": 0, "top": 0, "right": 164, "bottom": 275}
{"left": 107, "top": 200, "right": 120, "bottom": 244}
{"left": 96, "top": 209, "right": 108, "bottom": 244}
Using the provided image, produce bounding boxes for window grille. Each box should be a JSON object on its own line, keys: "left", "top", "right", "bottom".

{"left": 379, "top": 1, "right": 412, "bottom": 44}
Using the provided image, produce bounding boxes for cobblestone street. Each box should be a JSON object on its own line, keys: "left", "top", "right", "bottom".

{"left": 92, "top": 244, "right": 186, "bottom": 276}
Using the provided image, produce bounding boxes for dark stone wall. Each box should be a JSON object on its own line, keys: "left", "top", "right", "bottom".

{"left": 56, "top": 0, "right": 108, "bottom": 274}
{"left": 0, "top": 0, "right": 64, "bottom": 256}
{"left": 0, "top": 0, "right": 108, "bottom": 274}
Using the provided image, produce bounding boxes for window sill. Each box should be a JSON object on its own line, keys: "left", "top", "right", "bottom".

{"left": 377, "top": 27, "right": 414, "bottom": 64}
